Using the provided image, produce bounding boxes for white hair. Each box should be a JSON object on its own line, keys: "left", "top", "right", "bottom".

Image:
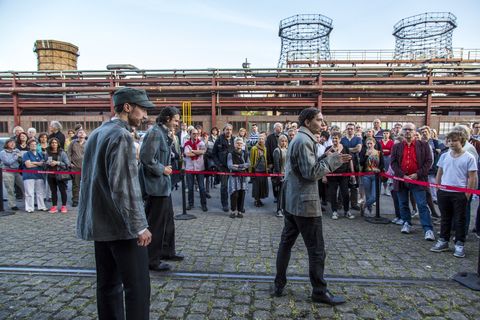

{"left": 50, "top": 121, "right": 63, "bottom": 131}
{"left": 27, "top": 127, "right": 37, "bottom": 134}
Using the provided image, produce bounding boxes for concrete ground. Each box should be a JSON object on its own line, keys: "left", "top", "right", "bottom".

{"left": 0, "top": 181, "right": 479, "bottom": 319}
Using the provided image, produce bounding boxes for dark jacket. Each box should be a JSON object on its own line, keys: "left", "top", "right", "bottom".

{"left": 49, "top": 131, "right": 66, "bottom": 149}
{"left": 265, "top": 132, "right": 280, "bottom": 169}
{"left": 390, "top": 139, "right": 432, "bottom": 191}
{"left": 212, "top": 133, "right": 235, "bottom": 171}
{"left": 139, "top": 123, "right": 173, "bottom": 197}
{"left": 77, "top": 119, "right": 148, "bottom": 241}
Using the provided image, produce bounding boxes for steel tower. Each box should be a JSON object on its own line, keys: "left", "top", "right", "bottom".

{"left": 393, "top": 12, "right": 457, "bottom": 60}
{"left": 277, "top": 14, "right": 333, "bottom": 68}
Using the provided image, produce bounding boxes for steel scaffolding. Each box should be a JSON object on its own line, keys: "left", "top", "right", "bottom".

{"left": 393, "top": 12, "right": 457, "bottom": 60}
{"left": 277, "top": 14, "right": 333, "bottom": 68}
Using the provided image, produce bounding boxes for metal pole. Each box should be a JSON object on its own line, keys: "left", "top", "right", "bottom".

{"left": 453, "top": 241, "right": 480, "bottom": 291}
{"left": 365, "top": 173, "right": 390, "bottom": 224}
{"left": 174, "top": 169, "right": 196, "bottom": 220}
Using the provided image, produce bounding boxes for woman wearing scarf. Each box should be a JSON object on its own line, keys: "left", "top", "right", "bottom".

{"left": 184, "top": 128, "right": 208, "bottom": 212}
{"left": 250, "top": 132, "right": 269, "bottom": 207}
{"left": 227, "top": 137, "right": 250, "bottom": 218}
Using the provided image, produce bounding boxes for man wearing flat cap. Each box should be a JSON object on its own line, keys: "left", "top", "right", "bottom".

{"left": 77, "top": 87, "right": 154, "bottom": 319}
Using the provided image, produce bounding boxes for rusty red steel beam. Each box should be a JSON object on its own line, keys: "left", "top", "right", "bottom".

{"left": 2, "top": 84, "right": 480, "bottom": 93}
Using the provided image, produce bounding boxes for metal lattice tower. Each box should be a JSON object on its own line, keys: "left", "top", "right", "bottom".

{"left": 278, "top": 14, "right": 333, "bottom": 68}
{"left": 393, "top": 12, "right": 457, "bottom": 60}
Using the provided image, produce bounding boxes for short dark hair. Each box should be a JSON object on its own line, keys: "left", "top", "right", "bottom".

{"left": 3, "top": 138, "right": 15, "bottom": 149}
{"left": 156, "top": 106, "right": 180, "bottom": 125}
{"left": 298, "top": 107, "right": 321, "bottom": 127}
{"left": 320, "top": 130, "right": 330, "bottom": 139}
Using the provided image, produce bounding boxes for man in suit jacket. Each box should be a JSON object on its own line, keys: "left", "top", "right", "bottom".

{"left": 77, "top": 87, "right": 153, "bottom": 320}
{"left": 274, "top": 108, "right": 351, "bottom": 306}
{"left": 139, "top": 106, "right": 184, "bottom": 271}
{"left": 390, "top": 122, "right": 435, "bottom": 240}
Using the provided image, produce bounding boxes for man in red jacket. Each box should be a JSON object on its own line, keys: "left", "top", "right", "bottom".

{"left": 390, "top": 123, "right": 435, "bottom": 241}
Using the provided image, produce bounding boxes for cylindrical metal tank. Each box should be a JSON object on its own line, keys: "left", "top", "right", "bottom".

{"left": 33, "top": 40, "right": 79, "bottom": 71}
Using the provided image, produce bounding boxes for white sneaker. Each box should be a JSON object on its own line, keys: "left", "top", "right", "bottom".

{"left": 345, "top": 211, "right": 355, "bottom": 219}
{"left": 332, "top": 211, "right": 338, "bottom": 220}
{"left": 391, "top": 217, "right": 399, "bottom": 224}
{"left": 385, "top": 189, "right": 391, "bottom": 196}
{"left": 454, "top": 243, "right": 465, "bottom": 258}
{"left": 424, "top": 230, "right": 435, "bottom": 241}
{"left": 395, "top": 219, "right": 405, "bottom": 225}
{"left": 401, "top": 223, "right": 411, "bottom": 234}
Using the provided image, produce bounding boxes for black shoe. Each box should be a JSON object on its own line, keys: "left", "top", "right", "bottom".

{"left": 351, "top": 205, "right": 361, "bottom": 211}
{"left": 321, "top": 201, "right": 328, "bottom": 206}
{"left": 186, "top": 205, "right": 192, "bottom": 210}
{"left": 258, "top": 200, "right": 264, "bottom": 206}
{"left": 223, "top": 206, "right": 229, "bottom": 212}
{"left": 160, "top": 253, "right": 185, "bottom": 261}
{"left": 149, "top": 262, "right": 171, "bottom": 271}
{"left": 311, "top": 291, "right": 346, "bottom": 306}
{"left": 11, "top": 206, "right": 19, "bottom": 211}
{"left": 272, "top": 285, "right": 285, "bottom": 297}
{"left": 230, "top": 212, "right": 236, "bottom": 218}
{"left": 72, "top": 202, "right": 78, "bottom": 207}
{"left": 202, "top": 205, "right": 208, "bottom": 212}
{"left": 206, "top": 193, "right": 211, "bottom": 199}
{"left": 236, "top": 212, "right": 243, "bottom": 218}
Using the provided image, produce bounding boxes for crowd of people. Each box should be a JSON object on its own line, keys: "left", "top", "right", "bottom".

{"left": 1, "top": 121, "right": 87, "bottom": 214}
{"left": 178, "top": 118, "right": 479, "bottom": 257}
{"left": 2, "top": 113, "right": 480, "bottom": 257}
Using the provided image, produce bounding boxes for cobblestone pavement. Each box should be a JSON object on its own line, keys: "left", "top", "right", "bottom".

{"left": 1, "top": 183, "right": 479, "bottom": 319}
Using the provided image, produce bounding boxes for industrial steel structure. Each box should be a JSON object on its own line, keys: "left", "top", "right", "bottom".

{"left": 1, "top": 52, "right": 480, "bottom": 135}
{"left": 393, "top": 12, "right": 457, "bottom": 60}
{"left": 278, "top": 14, "right": 333, "bottom": 68}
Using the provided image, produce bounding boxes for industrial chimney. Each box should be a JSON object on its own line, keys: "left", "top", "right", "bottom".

{"left": 33, "top": 40, "right": 79, "bottom": 71}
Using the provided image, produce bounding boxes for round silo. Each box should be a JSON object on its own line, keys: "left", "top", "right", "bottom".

{"left": 33, "top": 40, "right": 79, "bottom": 71}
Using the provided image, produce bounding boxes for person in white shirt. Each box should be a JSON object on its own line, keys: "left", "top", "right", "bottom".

{"left": 430, "top": 130, "right": 478, "bottom": 258}
{"left": 184, "top": 128, "right": 208, "bottom": 212}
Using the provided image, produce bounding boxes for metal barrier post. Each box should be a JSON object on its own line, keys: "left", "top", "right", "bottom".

{"left": 453, "top": 238, "right": 480, "bottom": 290}
{"left": 174, "top": 169, "right": 196, "bottom": 220}
{"left": 0, "top": 169, "right": 16, "bottom": 216}
{"left": 365, "top": 172, "right": 390, "bottom": 224}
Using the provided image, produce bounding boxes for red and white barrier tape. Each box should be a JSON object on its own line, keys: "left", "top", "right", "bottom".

{"left": 3, "top": 168, "right": 478, "bottom": 195}
{"left": 380, "top": 172, "right": 480, "bottom": 195}
{"left": 2, "top": 168, "right": 81, "bottom": 175}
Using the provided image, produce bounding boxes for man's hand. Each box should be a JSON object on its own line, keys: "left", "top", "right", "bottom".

{"left": 163, "top": 165, "right": 173, "bottom": 175}
{"left": 137, "top": 229, "right": 152, "bottom": 247}
{"left": 339, "top": 153, "right": 352, "bottom": 163}
{"left": 407, "top": 173, "right": 418, "bottom": 180}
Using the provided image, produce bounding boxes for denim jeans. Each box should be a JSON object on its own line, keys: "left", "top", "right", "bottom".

{"left": 397, "top": 183, "right": 433, "bottom": 231}
{"left": 186, "top": 173, "right": 206, "bottom": 206}
{"left": 362, "top": 175, "right": 376, "bottom": 210}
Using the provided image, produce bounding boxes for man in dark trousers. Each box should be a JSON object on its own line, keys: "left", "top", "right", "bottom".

{"left": 139, "top": 106, "right": 183, "bottom": 271}
{"left": 274, "top": 107, "right": 351, "bottom": 306}
{"left": 212, "top": 124, "right": 235, "bottom": 212}
{"left": 266, "top": 122, "right": 284, "bottom": 201}
{"left": 77, "top": 87, "right": 153, "bottom": 320}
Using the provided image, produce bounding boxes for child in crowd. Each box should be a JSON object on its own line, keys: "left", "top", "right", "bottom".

{"left": 430, "top": 130, "right": 478, "bottom": 258}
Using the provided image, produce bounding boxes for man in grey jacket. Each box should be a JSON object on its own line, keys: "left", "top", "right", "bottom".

{"left": 77, "top": 87, "right": 153, "bottom": 320}
{"left": 139, "top": 106, "right": 183, "bottom": 271}
{"left": 274, "top": 107, "right": 351, "bottom": 306}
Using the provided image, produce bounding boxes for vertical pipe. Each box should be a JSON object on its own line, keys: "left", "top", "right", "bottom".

{"left": 211, "top": 78, "right": 217, "bottom": 129}
{"left": 12, "top": 76, "right": 20, "bottom": 126}
{"left": 317, "top": 74, "right": 323, "bottom": 112}
{"left": 375, "top": 173, "right": 381, "bottom": 218}
{"left": 425, "top": 76, "right": 433, "bottom": 126}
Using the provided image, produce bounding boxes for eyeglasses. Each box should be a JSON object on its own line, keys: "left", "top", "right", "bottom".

{"left": 403, "top": 128, "right": 414, "bottom": 131}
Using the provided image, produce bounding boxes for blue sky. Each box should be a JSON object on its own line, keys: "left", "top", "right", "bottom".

{"left": 0, "top": 0, "right": 479, "bottom": 70}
